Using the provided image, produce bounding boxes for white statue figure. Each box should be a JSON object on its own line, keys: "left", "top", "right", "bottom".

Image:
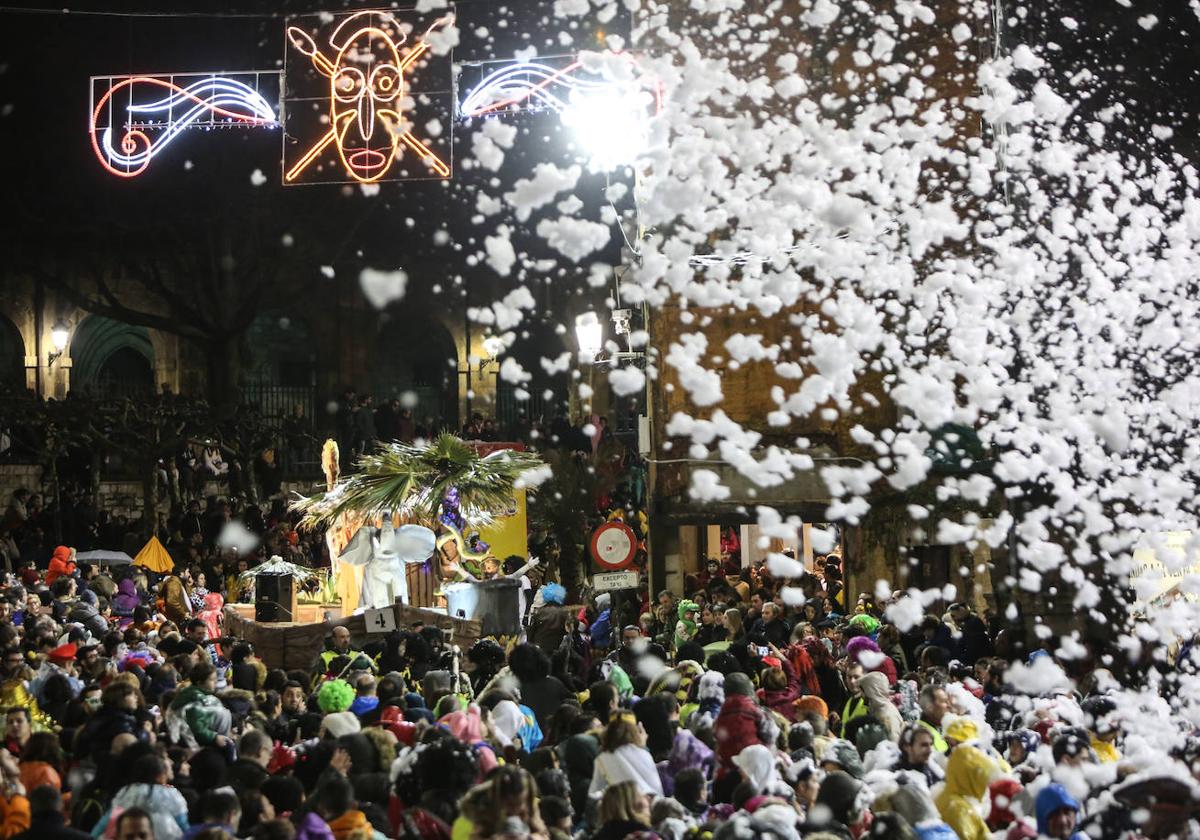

{"left": 339, "top": 514, "right": 437, "bottom": 610}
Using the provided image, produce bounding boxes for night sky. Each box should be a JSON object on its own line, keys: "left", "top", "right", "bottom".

{"left": 0, "top": 0, "right": 1196, "bottom": 298}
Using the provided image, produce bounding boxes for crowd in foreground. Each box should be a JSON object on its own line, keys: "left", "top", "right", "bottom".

{"left": 0, "top": 545, "right": 1196, "bottom": 840}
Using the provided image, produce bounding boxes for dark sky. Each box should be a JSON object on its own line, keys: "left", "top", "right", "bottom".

{"left": 1, "top": 0, "right": 1196, "bottom": 293}
{"left": 1006, "top": 0, "right": 1200, "bottom": 162}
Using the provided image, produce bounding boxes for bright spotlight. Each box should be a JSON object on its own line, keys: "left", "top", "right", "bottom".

{"left": 562, "top": 90, "right": 648, "bottom": 170}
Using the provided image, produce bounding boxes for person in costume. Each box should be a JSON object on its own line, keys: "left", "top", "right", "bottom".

{"left": 674, "top": 600, "right": 699, "bottom": 650}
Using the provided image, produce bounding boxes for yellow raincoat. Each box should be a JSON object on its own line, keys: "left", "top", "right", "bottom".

{"left": 934, "top": 745, "right": 1001, "bottom": 840}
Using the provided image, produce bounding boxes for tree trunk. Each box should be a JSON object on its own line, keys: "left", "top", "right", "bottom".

{"left": 204, "top": 337, "right": 244, "bottom": 418}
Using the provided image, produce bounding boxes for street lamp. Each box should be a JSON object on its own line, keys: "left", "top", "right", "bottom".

{"left": 480, "top": 335, "right": 506, "bottom": 371}
{"left": 49, "top": 319, "right": 69, "bottom": 365}
{"left": 575, "top": 312, "right": 603, "bottom": 359}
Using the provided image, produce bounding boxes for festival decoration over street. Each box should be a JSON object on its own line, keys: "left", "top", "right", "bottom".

{"left": 89, "top": 73, "right": 278, "bottom": 178}
{"left": 283, "top": 10, "right": 455, "bottom": 184}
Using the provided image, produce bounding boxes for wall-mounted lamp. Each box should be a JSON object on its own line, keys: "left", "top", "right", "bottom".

{"left": 574, "top": 312, "right": 603, "bottom": 359}
{"left": 48, "top": 319, "right": 70, "bottom": 365}
{"left": 480, "top": 335, "right": 506, "bottom": 371}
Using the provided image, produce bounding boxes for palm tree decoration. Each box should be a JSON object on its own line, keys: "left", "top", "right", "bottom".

{"left": 293, "top": 433, "right": 544, "bottom": 530}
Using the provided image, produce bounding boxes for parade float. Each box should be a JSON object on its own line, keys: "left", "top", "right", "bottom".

{"left": 227, "top": 434, "right": 544, "bottom": 669}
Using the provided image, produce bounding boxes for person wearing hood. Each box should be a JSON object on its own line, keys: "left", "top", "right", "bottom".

{"left": 528, "top": 584, "right": 571, "bottom": 654}
{"left": 756, "top": 649, "right": 804, "bottom": 722}
{"left": 67, "top": 591, "right": 108, "bottom": 640}
{"left": 45, "top": 547, "right": 76, "bottom": 587}
{"left": 803, "top": 770, "right": 869, "bottom": 839}
{"left": 713, "top": 672, "right": 778, "bottom": 798}
{"left": 730, "top": 744, "right": 783, "bottom": 796}
{"left": 440, "top": 706, "right": 500, "bottom": 777}
{"left": 858, "top": 671, "right": 904, "bottom": 742}
{"left": 673, "top": 600, "right": 699, "bottom": 650}
{"left": 165, "top": 663, "right": 231, "bottom": 751}
{"left": 111, "top": 579, "right": 140, "bottom": 619}
{"left": 1034, "top": 783, "right": 1087, "bottom": 840}
{"left": 934, "top": 744, "right": 1001, "bottom": 840}
{"left": 885, "top": 783, "right": 957, "bottom": 840}
{"left": 589, "top": 711, "right": 662, "bottom": 798}
{"left": 590, "top": 594, "right": 613, "bottom": 649}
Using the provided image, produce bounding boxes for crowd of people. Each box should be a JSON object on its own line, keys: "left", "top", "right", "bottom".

{"left": 2, "top": 487, "right": 326, "bottom": 604}
{"left": 0, "top": 532, "right": 1191, "bottom": 840}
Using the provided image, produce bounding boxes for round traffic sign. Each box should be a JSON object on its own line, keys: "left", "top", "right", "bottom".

{"left": 590, "top": 522, "right": 637, "bottom": 571}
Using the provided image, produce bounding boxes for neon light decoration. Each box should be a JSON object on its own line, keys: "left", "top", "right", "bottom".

{"left": 283, "top": 10, "right": 454, "bottom": 185}
{"left": 90, "top": 73, "right": 278, "bottom": 178}
{"left": 458, "top": 54, "right": 661, "bottom": 119}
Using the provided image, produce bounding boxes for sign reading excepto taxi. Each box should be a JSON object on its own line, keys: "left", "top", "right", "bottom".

{"left": 594, "top": 570, "right": 639, "bottom": 591}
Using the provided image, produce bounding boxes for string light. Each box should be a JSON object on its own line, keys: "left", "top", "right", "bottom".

{"left": 90, "top": 74, "right": 277, "bottom": 178}
{"left": 459, "top": 54, "right": 659, "bottom": 119}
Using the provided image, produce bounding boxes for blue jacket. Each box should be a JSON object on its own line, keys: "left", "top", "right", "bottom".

{"left": 591, "top": 608, "right": 613, "bottom": 648}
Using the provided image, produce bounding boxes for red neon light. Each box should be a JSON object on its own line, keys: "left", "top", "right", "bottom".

{"left": 90, "top": 76, "right": 274, "bottom": 178}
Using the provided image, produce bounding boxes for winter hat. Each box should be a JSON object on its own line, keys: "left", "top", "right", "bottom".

{"left": 888, "top": 782, "right": 940, "bottom": 826}
{"left": 80, "top": 590, "right": 98, "bottom": 606}
{"left": 823, "top": 740, "right": 865, "bottom": 779}
{"left": 595, "top": 592, "right": 611, "bottom": 610}
{"left": 318, "top": 678, "right": 356, "bottom": 714}
{"left": 1008, "top": 728, "right": 1041, "bottom": 760}
{"left": 988, "top": 777, "right": 1023, "bottom": 828}
{"left": 732, "top": 744, "right": 779, "bottom": 793}
{"left": 724, "top": 672, "right": 755, "bottom": 698}
{"left": 540, "top": 583, "right": 566, "bottom": 605}
{"left": 322, "top": 711, "right": 362, "bottom": 739}
{"left": 814, "top": 770, "right": 866, "bottom": 828}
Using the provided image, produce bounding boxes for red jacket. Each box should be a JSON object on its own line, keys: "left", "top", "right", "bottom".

{"left": 45, "top": 546, "right": 75, "bottom": 586}
{"left": 714, "top": 695, "right": 770, "bottom": 777}
{"left": 758, "top": 658, "right": 804, "bottom": 722}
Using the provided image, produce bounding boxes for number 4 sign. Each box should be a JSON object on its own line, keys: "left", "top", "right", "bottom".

{"left": 365, "top": 606, "right": 397, "bottom": 634}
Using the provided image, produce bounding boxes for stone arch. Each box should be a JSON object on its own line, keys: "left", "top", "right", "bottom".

{"left": 371, "top": 307, "right": 459, "bottom": 429}
{"left": 70, "top": 315, "right": 155, "bottom": 398}
{"left": 0, "top": 312, "right": 25, "bottom": 390}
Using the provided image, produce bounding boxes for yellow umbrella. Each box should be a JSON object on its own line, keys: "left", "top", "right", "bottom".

{"left": 132, "top": 535, "right": 174, "bottom": 574}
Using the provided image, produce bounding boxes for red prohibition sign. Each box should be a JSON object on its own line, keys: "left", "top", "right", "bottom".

{"left": 590, "top": 522, "right": 637, "bottom": 571}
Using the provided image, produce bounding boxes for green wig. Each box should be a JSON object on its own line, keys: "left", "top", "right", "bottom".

{"left": 317, "top": 678, "right": 355, "bottom": 714}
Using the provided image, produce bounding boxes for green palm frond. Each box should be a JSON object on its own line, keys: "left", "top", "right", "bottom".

{"left": 292, "top": 434, "right": 544, "bottom": 530}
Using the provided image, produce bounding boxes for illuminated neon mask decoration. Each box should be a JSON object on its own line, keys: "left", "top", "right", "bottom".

{"left": 90, "top": 73, "right": 278, "bottom": 178}
{"left": 284, "top": 11, "right": 454, "bottom": 184}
